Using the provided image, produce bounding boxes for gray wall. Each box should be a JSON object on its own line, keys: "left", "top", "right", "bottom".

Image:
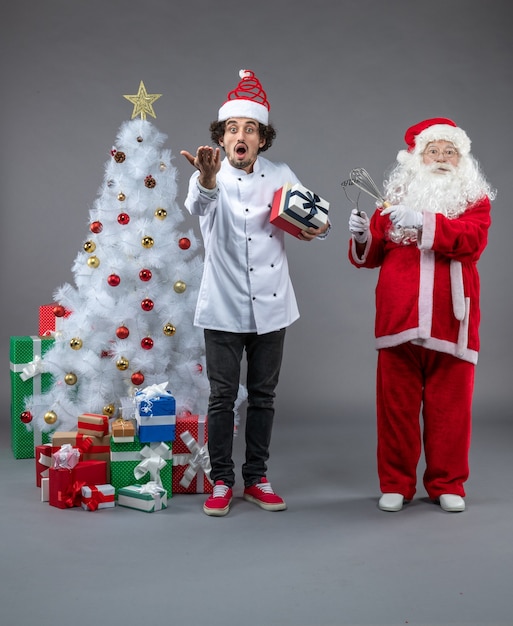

{"left": 2, "top": 0, "right": 511, "bottom": 420}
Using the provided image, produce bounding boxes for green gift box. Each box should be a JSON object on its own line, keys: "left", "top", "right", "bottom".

{"left": 9, "top": 336, "right": 55, "bottom": 459}
{"left": 117, "top": 483, "right": 168, "bottom": 512}
{"left": 110, "top": 435, "right": 173, "bottom": 497}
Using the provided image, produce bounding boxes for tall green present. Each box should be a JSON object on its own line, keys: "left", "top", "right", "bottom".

{"left": 110, "top": 435, "right": 173, "bottom": 497}
{"left": 10, "top": 336, "right": 55, "bottom": 459}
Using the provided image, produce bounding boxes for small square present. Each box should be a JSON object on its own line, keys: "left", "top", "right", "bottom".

{"left": 111, "top": 418, "right": 136, "bottom": 443}
{"left": 81, "top": 484, "right": 115, "bottom": 511}
{"left": 110, "top": 436, "right": 172, "bottom": 495}
{"left": 10, "top": 336, "right": 55, "bottom": 459}
{"left": 49, "top": 460, "right": 107, "bottom": 509}
{"left": 117, "top": 483, "right": 167, "bottom": 512}
{"left": 39, "top": 303, "right": 71, "bottom": 337}
{"left": 77, "top": 413, "right": 110, "bottom": 438}
{"left": 270, "top": 183, "right": 329, "bottom": 238}
{"left": 135, "top": 384, "right": 176, "bottom": 443}
{"left": 173, "top": 415, "right": 213, "bottom": 494}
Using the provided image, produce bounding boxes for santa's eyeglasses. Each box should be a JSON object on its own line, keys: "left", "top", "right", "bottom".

{"left": 423, "top": 147, "right": 459, "bottom": 159}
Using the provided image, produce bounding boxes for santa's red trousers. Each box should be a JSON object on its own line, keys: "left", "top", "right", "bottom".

{"left": 376, "top": 343, "right": 475, "bottom": 500}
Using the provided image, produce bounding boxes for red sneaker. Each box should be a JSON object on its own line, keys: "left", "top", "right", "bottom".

{"left": 243, "top": 477, "right": 287, "bottom": 511}
{"left": 203, "top": 481, "right": 233, "bottom": 517}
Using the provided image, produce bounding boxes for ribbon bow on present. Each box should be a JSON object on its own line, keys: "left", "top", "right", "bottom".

{"left": 82, "top": 486, "right": 114, "bottom": 511}
{"left": 139, "top": 481, "right": 167, "bottom": 510}
{"left": 60, "top": 480, "right": 86, "bottom": 508}
{"left": 20, "top": 355, "right": 45, "bottom": 382}
{"left": 137, "top": 382, "right": 169, "bottom": 400}
{"left": 134, "top": 442, "right": 170, "bottom": 487}
{"left": 290, "top": 189, "right": 324, "bottom": 219}
{"left": 176, "top": 430, "right": 212, "bottom": 489}
{"left": 52, "top": 444, "right": 81, "bottom": 470}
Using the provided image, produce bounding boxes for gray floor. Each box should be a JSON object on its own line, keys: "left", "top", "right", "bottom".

{"left": 1, "top": 407, "right": 511, "bottom": 626}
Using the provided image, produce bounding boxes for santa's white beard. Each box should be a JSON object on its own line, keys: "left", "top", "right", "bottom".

{"left": 401, "top": 163, "right": 468, "bottom": 217}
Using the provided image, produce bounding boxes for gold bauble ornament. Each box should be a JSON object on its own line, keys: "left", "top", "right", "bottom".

{"left": 142, "top": 236, "right": 154, "bottom": 248}
{"left": 116, "top": 356, "right": 129, "bottom": 371}
{"left": 173, "top": 280, "right": 187, "bottom": 293}
{"left": 70, "top": 337, "right": 83, "bottom": 350}
{"left": 155, "top": 208, "right": 167, "bottom": 220}
{"left": 103, "top": 403, "right": 116, "bottom": 416}
{"left": 44, "top": 410, "right": 58, "bottom": 425}
{"left": 163, "top": 323, "right": 176, "bottom": 336}
{"left": 87, "top": 255, "right": 100, "bottom": 268}
{"left": 64, "top": 372, "right": 78, "bottom": 385}
{"left": 83, "top": 240, "right": 96, "bottom": 253}
{"left": 118, "top": 192, "right": 126, "bottom": 201}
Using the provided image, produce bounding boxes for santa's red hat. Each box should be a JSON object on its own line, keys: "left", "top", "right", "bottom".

{"left": 218, "top": 69, "right": 270, "bottom": 125}
{"left": 404, "top": 117, "right": 471, "bottom": 156}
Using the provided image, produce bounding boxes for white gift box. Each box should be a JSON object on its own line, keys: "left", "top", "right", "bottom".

{"left": 271, "top": 183, "right": 329, "bottom": 237}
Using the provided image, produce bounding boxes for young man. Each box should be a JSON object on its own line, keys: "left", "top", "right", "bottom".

{"left": 181, "top": 70, "right": 329, "bottom": 516}
{"left": 348, "top": 118, "right": 495, "bottom": 513}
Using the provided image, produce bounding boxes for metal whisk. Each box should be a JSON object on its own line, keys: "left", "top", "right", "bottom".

{"left": 349, "top": 168, "right": 389, "bottom": 207}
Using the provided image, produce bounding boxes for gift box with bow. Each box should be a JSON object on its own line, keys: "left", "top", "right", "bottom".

{"left": 172, "top": 415, "right": 213, "bottom": 494}
{"left": 49, "top": 460, "right": 107, "bottom": 509}
{"left": 110, "top": 435, "right": 172, "bottom": 495}
{"left": 9, "top": 336, "right": 55, "bottom": 458}
{"left": 270, "top": 183, "right": 329, "bottom": 238}
{"left": 117, "top": 482, "right": 167, "bottom": 512}
{"left": 135, "top": 382, "right": 176, "bottom": 443}
{"left": 81, "top": 484, "right": 115, "bottom": 511}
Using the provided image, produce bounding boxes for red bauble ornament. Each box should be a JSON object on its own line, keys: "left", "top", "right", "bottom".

{"left": 196, "top": 363, "right": 203, "bottom": 373}
{"left": 141, "top": 337, "right": 154, "bottom": 350}
{"left": 107, "top": 274, "right": 121, "bottom": 287}
{"left": 116, "top": 326, "right": 129, "bottom": 339}
{"left": 117, "top": 213, "right": 130, "bottom": 225}
{"left": 141, "top": 298, "right": 154, "bottom": 311}
{"left": 90, "top": 221, "right": 103, "bottom": 234}
{"left": 53, "top": 305, "right": 66, "bottom": 317}
{"left": 179, "top": 237, "right": 191, "bottom": 250}
{"left": 131, "top": 371, "right": 145, "bottom": 386}
{"left": 20, "top": 411, "right": 33, "bottom": 424}
{"left": 139, "top": 269, "right": 152, "bottom": 282}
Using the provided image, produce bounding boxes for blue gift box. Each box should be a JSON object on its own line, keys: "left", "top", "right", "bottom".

{"left": 136, "top": 390, "right": 176, "bottom": 443}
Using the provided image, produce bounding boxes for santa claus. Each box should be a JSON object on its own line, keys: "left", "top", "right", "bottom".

{"left": 348, "top": 117, "right": 496, "bottom": 513}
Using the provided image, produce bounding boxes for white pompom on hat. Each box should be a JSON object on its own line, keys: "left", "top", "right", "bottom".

{"left": 218, "top": 69, "right": 270, "bottom": 125}
{"left": 404, "top": 117, "right": 471, "bottom": 156}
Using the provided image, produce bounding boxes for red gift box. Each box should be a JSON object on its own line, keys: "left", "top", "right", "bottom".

{"left": 39, "top": 303, "right": 71, "bottom": 337}
{"left": 49, "top": 460, "right": 107, "bottom": 509}
{"left": 35, "top": 443, "right": 53, "bottom": 487}
{"left": 172, "top": 415, "right": 213, "bottom": 494}
{"left": 77, "top": 413, "right": 110, "bottom": 437}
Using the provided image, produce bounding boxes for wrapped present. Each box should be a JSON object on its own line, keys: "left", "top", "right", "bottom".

{"left": 41, "top": 477, "right": 50, "bottom": 502}
{"left": 111, "top": 418, "right": 136, "bottom": 443}
{"left": 9, "top": 336, "right": 55, "bottom": 459}
{"left": 117, "top": 482, "right": 167, "bottom": 513}
{"left": 35, "top": 443, "right": 53, "bottom": 487}
{"left": 173, "top": 415, "right": 213, "bottom": 494}
{"left": 135, "top": 383, "right": 176, "bottom": 443}
{"left": 52, "top": 444, "right": 81, "bottom": 470}
{"left": 77, "top": 413, "right": 110, "bottom": 437}
{"left": 52, "top": 432, "right": 111, "bottom": 480}
{"left": 49, "top": 460, "right": 107, "bottom": 509}
{"left": 39, "top": 303, "right": 71, "bottom": 337}
{"left": 110, "top": 435, "right": 172, "bottom": 495}
{"left": 270, "top": 183, "right": 329, "bottom": 238}
{"left": 81, "top": 484, "right": 115, "bottom": 511}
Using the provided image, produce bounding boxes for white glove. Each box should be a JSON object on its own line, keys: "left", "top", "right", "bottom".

{"left": 381, "top": 204, "right": 423, "bottom": 229}
{"left": 348, "top": 209, "right": 370, "bottom": 244}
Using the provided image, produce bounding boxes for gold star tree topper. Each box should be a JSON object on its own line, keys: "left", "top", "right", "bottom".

{"left": 123, "top": 81, "right": 162, "bottom": 120}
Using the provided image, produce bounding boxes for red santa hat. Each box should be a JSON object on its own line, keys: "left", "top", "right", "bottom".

{"left": 404, "top": 117, "right": 471, "bottom": 156}
{"left": 218, "top": 69, "right": 270, "bottom": 125}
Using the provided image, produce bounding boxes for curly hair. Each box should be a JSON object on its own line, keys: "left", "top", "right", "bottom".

{"left": 209, "top": 120, "right": 276, "bottom": 153}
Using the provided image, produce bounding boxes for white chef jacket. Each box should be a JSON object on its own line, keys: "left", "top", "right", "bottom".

{"left": 184, "top": 156, "right": 300, "bottom": 335}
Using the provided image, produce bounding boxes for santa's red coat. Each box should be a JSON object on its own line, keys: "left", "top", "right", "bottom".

{"left": 349, "top": 197, "right": 491, "bottom": 364}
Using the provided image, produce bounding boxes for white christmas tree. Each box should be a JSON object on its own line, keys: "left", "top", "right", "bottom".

{"left": 25, "top": 81, "right": 210, "bottom": 433}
